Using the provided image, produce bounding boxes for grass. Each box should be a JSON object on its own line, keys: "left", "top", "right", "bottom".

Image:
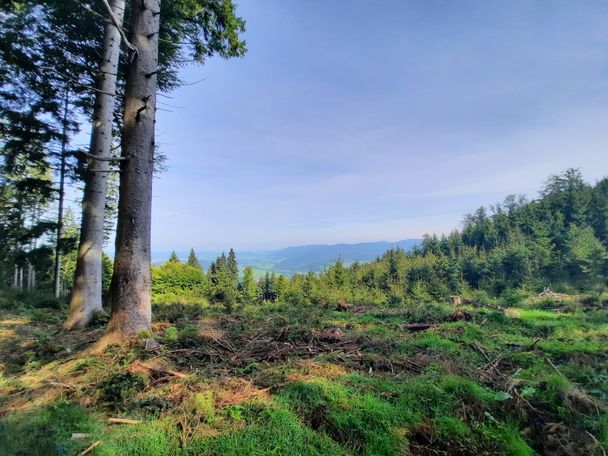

{"left": 0, "top": 294, "right": 606, "bottom": 455}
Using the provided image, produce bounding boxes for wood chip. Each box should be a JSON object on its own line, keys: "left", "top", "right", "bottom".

{"left": 71, "top": 433, "right": 89, "bottom": 440}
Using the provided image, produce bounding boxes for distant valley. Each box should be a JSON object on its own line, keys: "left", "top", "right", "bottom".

{"left": 153, "top": 239, "right": 421, "bottom": 276}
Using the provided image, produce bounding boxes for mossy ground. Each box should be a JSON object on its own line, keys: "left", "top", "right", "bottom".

{"left": 0, "top": 295, "right": 606, "bottom": 455}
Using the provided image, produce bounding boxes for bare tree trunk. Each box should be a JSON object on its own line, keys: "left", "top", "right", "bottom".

{"left": 106, "top": 0, "right": 160, "bottom": 338}
{"left": 27, "top": 262, "right": 33, "bottom": 291}
{"left": 54, "top": 87, "right": 70, "bottom": 298}
{"left": 64, "top": 0, "right": 126, "bottom": 329}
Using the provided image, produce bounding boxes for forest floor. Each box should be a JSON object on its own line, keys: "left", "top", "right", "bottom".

{"left": 0, "top": 295, "right": 607, "bottom": 455}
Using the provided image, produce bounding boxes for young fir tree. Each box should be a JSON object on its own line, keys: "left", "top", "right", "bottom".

{"left": 168, "top": 251, "right": 180, "bottom": 263}
{"left": 260, "top": 271, "right": 277, "bottom": 302}
{"left": 240, "top": 266, "right": 257, "bottom": 303}
{"left": 227, "top": 248, "right": 239, "bottom": 281}
{"left": 208, "top": 252, "right": 238, "bottom": 309}
{"left": 187, "top": 248, "right": 201, "bottom": 269}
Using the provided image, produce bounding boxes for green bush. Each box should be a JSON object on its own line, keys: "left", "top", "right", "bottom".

{"left": 152, "top": 263, "right": 207, "bottom": 298}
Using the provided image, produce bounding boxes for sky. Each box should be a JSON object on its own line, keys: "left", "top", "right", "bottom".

{"left": 150, "top": 0, "right": 608, "bottom": 251}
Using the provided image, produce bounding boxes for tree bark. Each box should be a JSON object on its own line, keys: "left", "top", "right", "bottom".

{"left": 64, "top": 0, "right": 126, "bottom": 329}
{"left": 106, "top": 0, "right": 160, "bottom": 337}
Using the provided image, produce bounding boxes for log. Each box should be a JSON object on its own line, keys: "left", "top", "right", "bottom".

{"left": 107, "top": 417, "right": 140, "bottom": 425}
{"left": 399, "top": 323, "right": 434, "bottom": 331}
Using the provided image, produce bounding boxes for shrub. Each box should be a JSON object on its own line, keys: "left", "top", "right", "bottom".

{"left": 152, "top": 263, "right": 207, "bottom": 298}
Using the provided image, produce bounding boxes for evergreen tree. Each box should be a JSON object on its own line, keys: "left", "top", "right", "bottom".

{"left": 240, "top": 266, "right": 257, "bottom": 303}
{"left": 275, "top": 274, "right": 289, "bottom": 301}
{"left": 227, "top": 248, "right": 239, "bottom": 284}
{"left": 168, "top": 251, "right": 180, "bottom": 263}
{"left": 187, "top": 248, "right": 202, "bottom": 269}
{"left": 66, "top": 0, "right": 129, "bottom": 329}
{"left": 208, "top": 251, "right": 239, "bottom": 309}
{"left": 260, "top": 271, "right": 277, "bottom": 302}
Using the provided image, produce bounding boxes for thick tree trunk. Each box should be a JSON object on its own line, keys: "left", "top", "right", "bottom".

{"left": 64, "top": 0, "right": 126, "bottom": 329}
{"left": 106, "top": 0, "right": 160, "bottom": 337}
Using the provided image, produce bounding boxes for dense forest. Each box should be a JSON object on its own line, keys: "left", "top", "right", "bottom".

{"left": 150, "top": 169, "right": 608, "bottom": 308}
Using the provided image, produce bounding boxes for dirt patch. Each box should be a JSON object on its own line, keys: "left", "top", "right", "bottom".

{"left": 537, "top": 421, "right": 604, "bottom": 456}
{"left": 214, "top": 378, "right": 271, "bottom": 406}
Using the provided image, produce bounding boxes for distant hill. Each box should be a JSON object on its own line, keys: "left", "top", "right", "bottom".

{"left": 152, "top": 239, "right": 421, "bottom": 276}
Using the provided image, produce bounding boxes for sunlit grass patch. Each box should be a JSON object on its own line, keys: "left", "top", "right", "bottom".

{"left": 187, "top": 406, "right": 348, "bottom": 456}
{"left": 285, "top": 360, "right": 348, "bottom": 383}
{"left": 278, "top": 378, "right": 408, "bottom": 454}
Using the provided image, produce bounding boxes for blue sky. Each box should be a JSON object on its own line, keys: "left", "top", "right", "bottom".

{"left": 150, "top": 0, "right": 608, "bottom": 251}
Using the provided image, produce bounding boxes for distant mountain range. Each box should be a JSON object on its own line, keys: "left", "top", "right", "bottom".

{"left": 152, "top": 239, "right": 421, "bottom": 276}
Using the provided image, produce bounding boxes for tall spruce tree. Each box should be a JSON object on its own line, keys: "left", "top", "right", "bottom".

{"left": 227, "top": 247, "right": 239, "bottom": 285}
{"left": 65, "top": 0, "right": 128, "bottom": 329}
{"left": 106, "top": 0, "right": 162, "bottom": 336}
{"left": 107, "top": 1, "right": 246, "bottom": 338}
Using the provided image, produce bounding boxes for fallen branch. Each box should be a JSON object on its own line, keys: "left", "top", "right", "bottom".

{"left": 545, "top": 356, "right": 565, "bottom": 377}
{"left": 585, "top": 430, "right": 606, "bottom": 456}
{"left": 399, "top": 323, "right": 435, "bottom": 331}
{"left": 525, "top": 338, "right": 541, "bottom": 351}
{"left": 47, "top": 381, "right": 77, "bottom": 390}
{"left": 78, "top": 440, "right": 101, "bottom": 456}
{"left": 482, "top": 354, "right": 505, "bottom": 373}
{"left": 107, "top": 417, "right": 140, "bottom": 425}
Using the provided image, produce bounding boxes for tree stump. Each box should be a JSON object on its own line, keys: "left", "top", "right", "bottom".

{"left": 450, "top": 295, "right": 462, "bottom": 305}
{"left": 336, "top": 300, "right": 352, "bottom": 311}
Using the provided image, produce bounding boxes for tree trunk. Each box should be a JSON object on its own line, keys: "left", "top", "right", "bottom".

{"left": 27, "top": 262, "right": 33, "bottom": 291}
{"left": 106, "top": 0, "right": 160, "bottom": 338}
{"left": 54, "top": 86, "right": 70, "bottom": 299}
{"left": 64, "top": 0, "right": 126, "bottom": 329}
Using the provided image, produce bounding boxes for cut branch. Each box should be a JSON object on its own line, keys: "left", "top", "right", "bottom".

{"left": 69, "top": 150, "right": 126, "bottom": 162}
{"left": 101, "top": 0, "right": 137, "bottom": 55}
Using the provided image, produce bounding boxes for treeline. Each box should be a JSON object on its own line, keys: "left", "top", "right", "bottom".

{"left": 155, "top": 169, "right": 608, "bottom": 308}
{"left": 151, "top": 248, "right": 287, "bottom": 310}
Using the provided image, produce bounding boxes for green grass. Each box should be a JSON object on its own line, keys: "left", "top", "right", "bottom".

{"left": 0, "top": 296, "right": 606, "bottom": 455}
{"left": 0, "top": 401, "right": 102, "bottom": 456}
